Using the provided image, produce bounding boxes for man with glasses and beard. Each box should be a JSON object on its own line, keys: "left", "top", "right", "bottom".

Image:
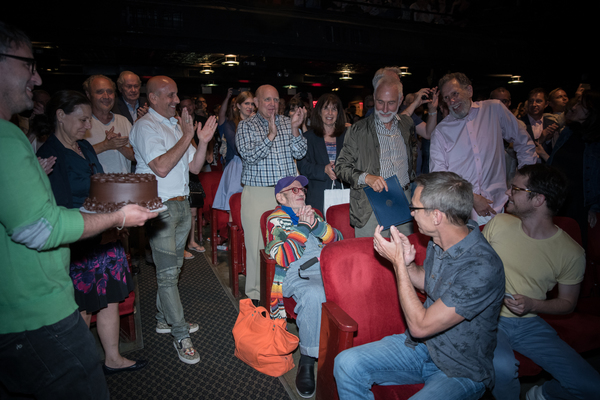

{"left": 483, "top": 164, "right": 600, "bottom": 400}
{"left": 430, "top": 72, "right": 538, "bottom": 226}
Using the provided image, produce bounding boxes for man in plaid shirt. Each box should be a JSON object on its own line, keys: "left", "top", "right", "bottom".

{"left": 235, "top": 84, "right": 307, "bottom": 303}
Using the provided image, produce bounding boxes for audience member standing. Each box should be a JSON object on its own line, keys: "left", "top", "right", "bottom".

{"left": 36, "top": 90, "right": 147, "bottom": 376}
{"left": 83, "top": 74, "right": 134, "bottom": 173}
{"left": 235, "top": 84, "right": 307, "bottom": 303}
{"left": 0, "top": 21, "right": 155, "bottom": 399}
{"left": 430, "top": 72, "right": 538, "bottom": 225}
{"left": 297, "top": 93, "right": 347, "bottom": 214}
{"left": 336, "top": 76, "right": 416, "bottom": 238}
{"left": 548, "top": 89, "right": 600, "bottom": 247}
{"left": 129, "top": 75, "right": 217, "bottom": 364}
{"left": 213, "top": 89, "right": 254, "bottom": 213}
{"left": 113, "top": 71, "right": 148, "bottom": 125}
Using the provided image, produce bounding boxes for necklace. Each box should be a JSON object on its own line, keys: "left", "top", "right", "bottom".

{"left": 73, "top": 143, "right": 85, "bottom": 158}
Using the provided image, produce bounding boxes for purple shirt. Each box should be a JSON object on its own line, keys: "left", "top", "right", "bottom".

{"left": 430, "top": 100, "right": 538, "bottom": 221}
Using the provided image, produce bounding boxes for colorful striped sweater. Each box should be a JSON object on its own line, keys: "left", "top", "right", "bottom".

{"left": 265, "top": 206, "right": 342, "bottom": 319}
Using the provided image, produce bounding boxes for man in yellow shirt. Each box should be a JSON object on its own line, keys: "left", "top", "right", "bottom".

{"left": 483, "top": 164, "right": 599, "bottom": 400}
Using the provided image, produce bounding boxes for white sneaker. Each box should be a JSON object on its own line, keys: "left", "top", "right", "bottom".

{"left": 526, "top": 385, "right": 547, "bottom": 400}
{"left": 156, "top": 321, "right": 199, "bottom": 334}
{"left": 173, "top": 337, "right": 200, "bottom": 364}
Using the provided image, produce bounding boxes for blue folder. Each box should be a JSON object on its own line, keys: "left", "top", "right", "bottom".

{"left": 363, "top": 175, "right": 412, "bottom": 230}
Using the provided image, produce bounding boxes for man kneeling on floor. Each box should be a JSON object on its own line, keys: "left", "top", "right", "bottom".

{"left": 334, "top": 172, "right": 505, "bottom": 400}
{"left": 483, "top": 164, "right": 600, "bottom": 400}
{"left": 266, "top": 175, "right": 342, "bottom": 398}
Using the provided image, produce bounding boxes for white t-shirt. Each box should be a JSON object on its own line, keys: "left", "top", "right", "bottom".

{"left": 129, "top": 108, "right": 195, "bottom": 201}
{"left": 85, "top": 113, "right": 132, "bottom": 173}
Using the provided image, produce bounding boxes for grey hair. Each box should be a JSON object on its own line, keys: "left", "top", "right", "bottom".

{"left": 438, "top": 72, "right": 472, "bottom": 90}
{"left": 82, "top": 74, "right": 117, "bottom": 95}
{"left": 372, "top": 66, "right": 402, "bottom": 92}
{"left": 374, "top": 76, "right": 403, "bottom": 103}
{"left": 415, "top": 172, "right": 473, "bottom": 226}
{"left": 116, "top": 71, "right": 141, "bottom": 90}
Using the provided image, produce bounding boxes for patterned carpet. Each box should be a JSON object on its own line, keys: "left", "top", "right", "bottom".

{"left": 105, "top": 254, "right": 289, "bottom": 400}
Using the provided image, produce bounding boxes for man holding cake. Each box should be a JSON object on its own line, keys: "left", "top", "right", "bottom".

{"left": 0, "top": 22, "right": 157, "bottom": 399}
{"left": 129, "top": 75, "right": 218, "bottom": 364}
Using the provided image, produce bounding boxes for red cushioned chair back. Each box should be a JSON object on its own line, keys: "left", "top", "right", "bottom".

{"left": 260, "top": 209, "right": 275, "bottom": 247}
{"left": 553, "top": 216, "right": 582, "bottom": 246}
{"left": 198, "top": 171, "right": 223, "bottom": 217}
{"left": 587, "top": 212, "right": 600, "bottom": 263}
{"left": 320, "top": 237, "right": 408, "bottom": 347}
{"left": 325, "top": 203, "right": 354, "bottom": 239}
{"left": 229, "top": 192, "right": 242, "bottom": 228}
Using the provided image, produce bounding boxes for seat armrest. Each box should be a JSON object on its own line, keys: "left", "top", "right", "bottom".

{"left": 211, "top": 208, "right": 219, "bottom": 264}
{"left": 260, "top": 249, "right": 276, "bottom": 308}
{"left": 316, "top": 301, "right": 358, "bottom": 400}
{"left": 228, "top": 222, "right": 241, "bottom": 297}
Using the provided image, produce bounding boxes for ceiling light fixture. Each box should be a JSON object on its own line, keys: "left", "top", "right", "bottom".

{"left": 200, "top": 64, "right": 214, "bottom": 74}
{"left": 222, "top": 54, "right": 239, "bottom": 66}
{"left": 340, "top": 71, "right": 352, "bottom": 80}
{"left": 508, "top": 75, "right": 523, "bottom": 84}
{"left": 400, "top": 66, "right": 411, "bottom": 76}
{"left": 284, "top": 84, "right": 297, "bottom": 89}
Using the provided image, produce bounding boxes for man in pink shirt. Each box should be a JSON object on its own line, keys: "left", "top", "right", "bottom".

{"left": 430, "top": 72, "right": 538, "bottom": 225}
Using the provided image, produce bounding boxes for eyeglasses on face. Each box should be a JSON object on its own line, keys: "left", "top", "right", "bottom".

{"left": 408, "top": 205, "right": 434, "bottom": 212}
{"left": 510, "top": 184, "right": 536, "bottom": 194}
{"left": 279, "top": 187, "right": 307, "bottom": 195}
{"left": 0, "top": 53, "right": 36, "bottom": 75}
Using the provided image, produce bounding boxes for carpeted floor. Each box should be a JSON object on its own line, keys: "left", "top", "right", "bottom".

{"left": 105, "top": 254, "right": 289, "bottom": 400}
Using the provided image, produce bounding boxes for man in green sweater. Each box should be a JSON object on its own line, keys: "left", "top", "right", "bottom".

{"left": 0, "top": 21, "right": 157, "bottom": 399}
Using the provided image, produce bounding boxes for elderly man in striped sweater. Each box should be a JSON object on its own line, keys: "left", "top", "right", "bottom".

{"left": 265, "top": 175, "right": 342, "bottom": 398}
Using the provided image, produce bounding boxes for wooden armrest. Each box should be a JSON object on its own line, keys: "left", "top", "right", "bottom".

{"left": 317, "top": 301, "right": 358, "bottom": 400}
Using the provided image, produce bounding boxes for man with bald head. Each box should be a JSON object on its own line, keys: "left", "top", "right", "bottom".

{"left": 235, "top": 84, "right": 307, "bottom": 304}
{"left": 130, "top": 75, "right": 218, "bottom": 364}
{"left": 113, "top": 71, "right": 148, "bottom": 125}
{"left": 83, "top": 74, "right": 134, "bottom": 173}
{"left": 337, "top": 75, "right": 430, "bottom": 237}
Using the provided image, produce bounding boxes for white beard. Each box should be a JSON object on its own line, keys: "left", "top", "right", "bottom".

{"left": 375, "top": 109, "right": 397, "bottom": 124}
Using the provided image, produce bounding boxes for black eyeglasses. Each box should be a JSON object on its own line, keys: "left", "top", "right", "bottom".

{"left": 279, "top": 187, "right": 307, "bottom": 195}
{"left": 0, "top": 53, "right": 36, "bottom": 75}
{"left": 510, "top": 184, "right": 536, "bottom": 194}
{"left": 408, "top": 205, "right": 434, "bottom": 212}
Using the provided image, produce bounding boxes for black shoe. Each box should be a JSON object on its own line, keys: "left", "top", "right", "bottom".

{"left": 295, "top": 363, "right": 316, "bottom": 398}
{"left": 102, "top": 359, "right": 148, "bottom": 375}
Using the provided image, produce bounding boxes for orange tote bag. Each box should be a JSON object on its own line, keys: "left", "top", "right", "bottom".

{"left": 232, "top": 298, "right": 299, "bottom": 377}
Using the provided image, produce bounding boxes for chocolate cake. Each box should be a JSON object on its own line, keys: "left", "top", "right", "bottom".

{"left": 82, "top": 173, "right": 163, "bottom": 213}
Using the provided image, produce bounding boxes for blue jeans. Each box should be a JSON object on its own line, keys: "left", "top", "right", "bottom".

{"left": 147, "top": 200, "right": 192, "bottom": 341}
{"left": 282, "top": 236, "right": 326, "bottom": 358}
{"left": 334, "top": 334, "right": 485, "bottom": 400}
{"left": 0, "top": 311, "right": 109, "bottom": 400}
{"left": 492, "top": 316, "right": 600, "bottom": 400}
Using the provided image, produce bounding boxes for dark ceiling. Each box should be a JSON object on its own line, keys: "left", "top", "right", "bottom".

{"left": 6, "top": 0, "right": 594, "bottom": 104}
